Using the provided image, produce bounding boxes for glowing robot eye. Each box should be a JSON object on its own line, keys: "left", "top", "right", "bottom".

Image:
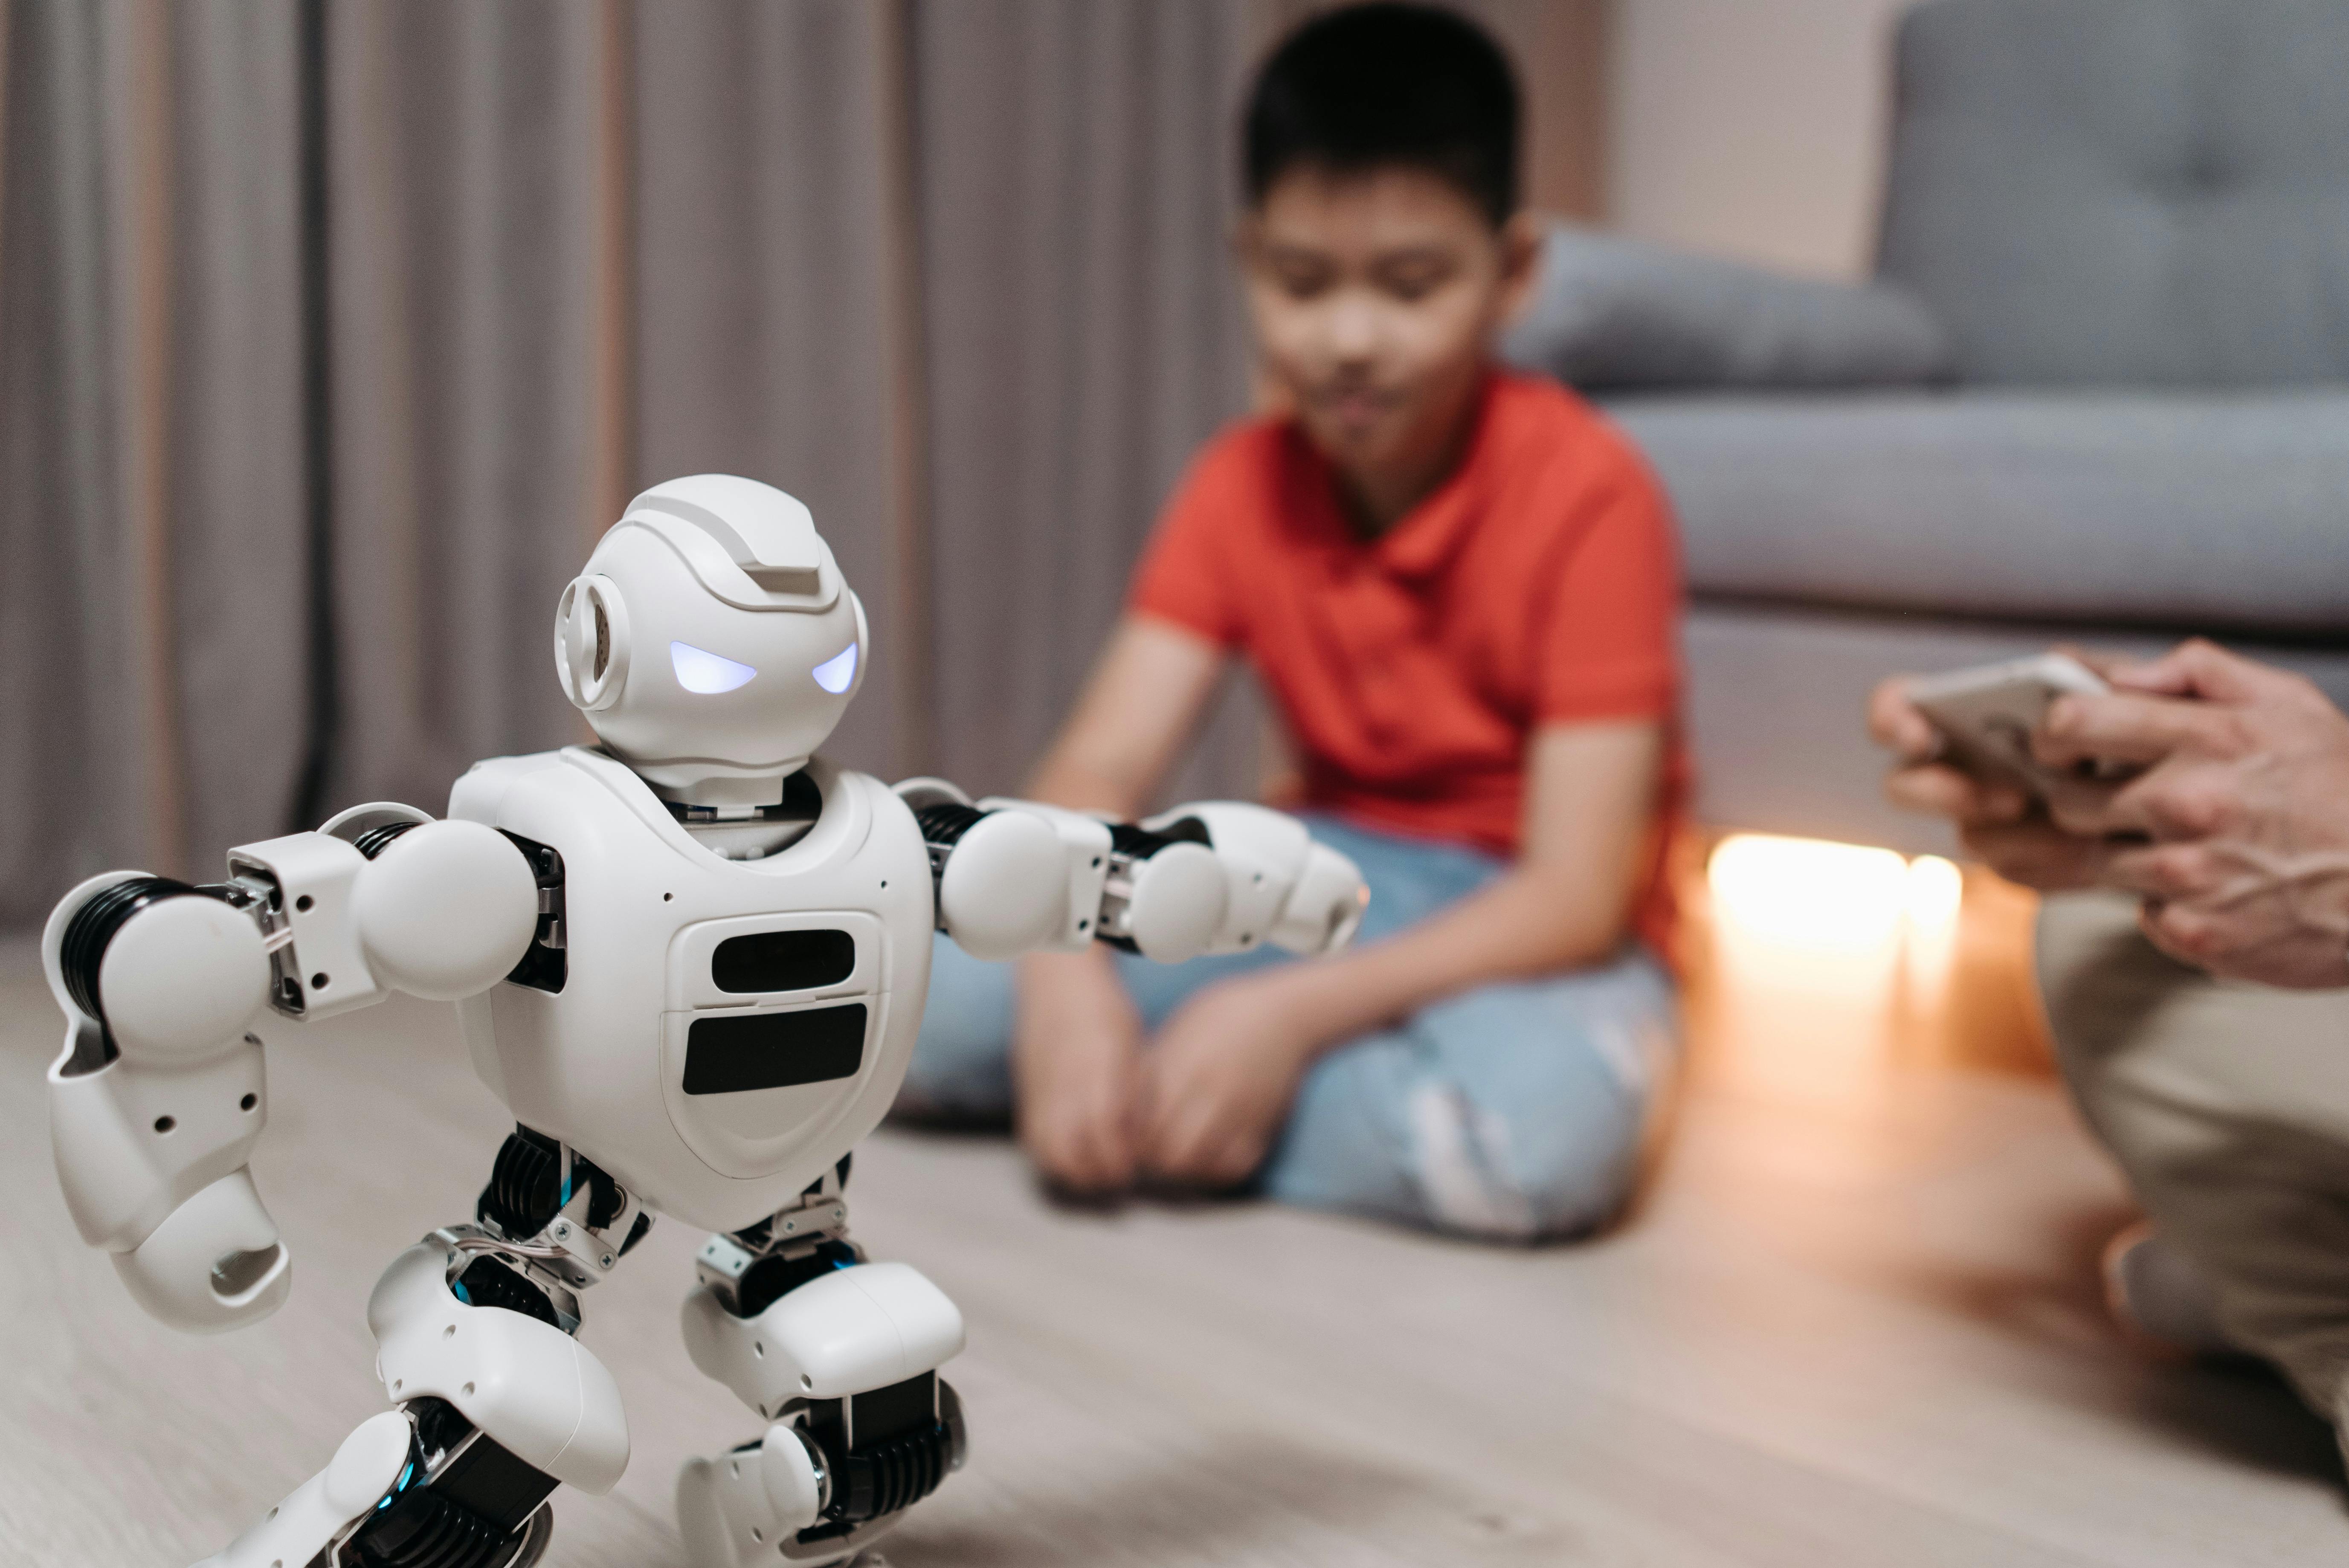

{"left": 812, "top": 643, "right": 858, "bottom": 695}
{"left": 670, "top": 641, "right": 757, "bottom": 695}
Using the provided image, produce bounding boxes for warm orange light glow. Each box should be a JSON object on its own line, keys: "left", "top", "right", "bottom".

{"left": 1706, "top": 833, "right": 1911, "bottom": 952}
{"left": 1691, "top": 833, "right": 2050, "bottom": 1101}
{"left": 1698, "top": 835, "right": 1982, "bottom": 1101}
{"left": 1706, "top": 835, "right": 1966, "bottom": 951}
{"left": 1904, "top": 855, "right": 1964, "bottom": 936}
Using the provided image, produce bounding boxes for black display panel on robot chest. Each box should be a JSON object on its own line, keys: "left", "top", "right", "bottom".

{"left": 668, "top": 910, "right": 881, "bottom": 1111}
{"left": 710, "top": 928, "right": 856, "bottom": 993}
{"left": 683, "top": 1003, "right": 867, "bottom": 1094}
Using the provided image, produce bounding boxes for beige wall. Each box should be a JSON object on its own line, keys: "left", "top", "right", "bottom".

{"left": 1604, "top": 0, "right": 1911, "bottom": 279}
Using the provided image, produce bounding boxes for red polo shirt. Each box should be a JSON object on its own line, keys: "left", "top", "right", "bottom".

{"left": 1128, "top": 371, "right": 1686, "bottom": 959}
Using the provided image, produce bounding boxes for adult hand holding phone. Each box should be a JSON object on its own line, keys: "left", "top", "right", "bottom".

{"left": 1872, "top": 640, "right": 2349, "bottom": 988}
{"left": 2030, "top": 641, "right": 2349, "bottom": 988}
{"left": 1867, "top": 653, "right": 2124, "bottom": 892}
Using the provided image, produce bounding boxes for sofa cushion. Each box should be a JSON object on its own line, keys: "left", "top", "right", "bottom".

{"left": 1503, "top": 224, "right": 1952, "bottom": 393}
{"left": 1610, "top": 390, "right": 2349, "bottom": 634}
{"left": 1878, "top": 0, "right": 2349, "bottom": 387}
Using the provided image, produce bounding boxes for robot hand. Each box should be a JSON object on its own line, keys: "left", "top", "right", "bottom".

{"left": 1138, "top": 800, "right": 1370, "bottom": 958}
{"left": 898, "top": 783, "right": 1367, "bottom": 965}
{"left": 42, "top": 808, "right": 541, "bottom": 1333}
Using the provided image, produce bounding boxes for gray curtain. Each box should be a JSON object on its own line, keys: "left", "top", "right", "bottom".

{"left": 321, "top": 0, "right": 916, "bottom": 812}
{"left": 914, "top": 0, "right": 1262, "bottom": 803}
{"left": 1, "top": 0, "right": 309, "bottom": 920}
{"left": 632, "top": 0, "right": 908, "bottom": 777}
{"left": 323, "top": 0, "right": 613, "bottom": 818}
{"left": 9, "top": 0, "right": 1552, "bottom": 925}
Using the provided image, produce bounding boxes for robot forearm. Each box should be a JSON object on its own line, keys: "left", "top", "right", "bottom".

{"left": 41, "top": 812, "right": 542, "bottom": 1333}
{"left": 896, "top": 781, "right": 1368, "bottom": 965}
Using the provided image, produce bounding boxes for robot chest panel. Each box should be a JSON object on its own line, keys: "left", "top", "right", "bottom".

{"left": 643, "top": 831, "right": 933, "bottom": 1186}
{"left": 662, "top": 902, "right": 889, "bottom": 1096}
{"left": 470, "top": 756, "right": 936, "bottom": 1211}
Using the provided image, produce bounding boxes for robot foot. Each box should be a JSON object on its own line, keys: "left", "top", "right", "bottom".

{"left": 678, "top": 1423, "right": 847, "bottom": 1567}
{"left": 190, "top": 1411, "right": 409, "bottom": 1568}
{"left": 676, "top": 1373, "right": 966, "bottom": 1568}
{"left": 191, "top": 1405, "right": 557, "bottom": 1568}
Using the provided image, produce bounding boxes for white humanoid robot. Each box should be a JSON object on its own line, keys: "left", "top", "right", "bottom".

{"left": 41, "top": 475, "right": 1367, "bottom": 1568}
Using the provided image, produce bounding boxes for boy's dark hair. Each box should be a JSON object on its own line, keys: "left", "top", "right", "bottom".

{"left": 1243, "top": 3, "right": 1520, "bottom": 228}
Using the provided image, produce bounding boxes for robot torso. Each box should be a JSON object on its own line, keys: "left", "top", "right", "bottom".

{"left": 448, "top": 746, "right": 935, "bottom": 1233}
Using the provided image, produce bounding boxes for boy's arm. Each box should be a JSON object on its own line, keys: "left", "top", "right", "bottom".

{"left": 1012, "top": 614, "right": 1229, "bottom": 1192}
{"left": 1025, "top": 614, "right": 1227, "bottom": 813}
{"left": 1136, "top": 717, "right": 1664, "bottom": 1185}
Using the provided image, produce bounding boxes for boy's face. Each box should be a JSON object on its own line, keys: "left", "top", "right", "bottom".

{"left": 1239, "top": 164, "right": 1537, "bottom": 485}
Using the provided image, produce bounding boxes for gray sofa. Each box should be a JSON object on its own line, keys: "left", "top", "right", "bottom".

{"left": 1507, "top": 0, "right": 2349, "bottom": 855}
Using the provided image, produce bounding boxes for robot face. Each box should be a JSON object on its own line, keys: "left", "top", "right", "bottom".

{"left": 556, "top": 475, "right": 867, "bottom": 806}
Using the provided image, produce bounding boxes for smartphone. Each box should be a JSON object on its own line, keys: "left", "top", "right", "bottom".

{"left": 1906, "top": 652, "right": 2122, "bottom": 796}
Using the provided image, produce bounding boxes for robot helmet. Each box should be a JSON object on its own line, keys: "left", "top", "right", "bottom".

{"left": 556, "top": 475, "right": 867, "bottom": 805}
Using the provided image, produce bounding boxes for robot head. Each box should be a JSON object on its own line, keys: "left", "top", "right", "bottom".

{"left": 555, "top": 475, "right": 867, "bottom": 806}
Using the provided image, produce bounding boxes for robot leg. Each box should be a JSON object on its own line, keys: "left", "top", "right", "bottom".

{"left": 190, "top": 1400, "right": 560, "bottom": 1568}
{"left": 183, "top": 1258, "right": 587, "bottom": 1568}
{"left": 186, "top": 1209, "right": 631, "bottom": 1568}
{"left": 189, "top": 1411, "right": 421, "bottom": 1568}
{"left": 675, "top": 1185, "right": 968, "bottom": 1567}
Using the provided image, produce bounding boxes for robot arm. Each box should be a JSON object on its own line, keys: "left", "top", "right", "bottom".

{"left": 894, "top": 781, "right": 1368, "bottom": 965}
{"left": 42, "top": 807, "right": 541, "bottom": 1334}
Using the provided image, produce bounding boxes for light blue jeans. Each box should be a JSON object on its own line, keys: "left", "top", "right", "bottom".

{"left": 899, "top": 815, "right": 1679, "bottom": 1242}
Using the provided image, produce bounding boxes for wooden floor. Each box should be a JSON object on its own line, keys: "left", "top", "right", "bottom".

{"left": 6, "top": 845, "right": 2346, "bottom": 1565}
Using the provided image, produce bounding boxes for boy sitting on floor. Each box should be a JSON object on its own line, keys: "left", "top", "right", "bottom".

{"left": 897, "top": 2, "right": 1688, "bottom": 1241}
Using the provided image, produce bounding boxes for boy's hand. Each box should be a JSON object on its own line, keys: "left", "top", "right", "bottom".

{"left": 1012, "top": 950, "right": 1146, "bottom": 1195}
{"left": 1137, "top": 971, "right": 1320, "bottom": 1188}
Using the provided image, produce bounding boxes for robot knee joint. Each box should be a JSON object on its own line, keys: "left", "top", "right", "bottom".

{"left": 371, "top": 1240, "right": 630, "bottom": 1495}
{"left": 682, "top": 1259, "right": 964, "bottom": 1421}
{"left": 679, "top": 1258, "right": 967, "bottom": 1565}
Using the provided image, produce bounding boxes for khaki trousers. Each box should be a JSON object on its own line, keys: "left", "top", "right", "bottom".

{"left": 2039, "top": 892, "right": 2349, "bottom": 1425}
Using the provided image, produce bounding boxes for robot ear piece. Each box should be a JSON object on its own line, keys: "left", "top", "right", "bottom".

{"left": 555, "top": 574, "right": 631, "bottom": 713}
